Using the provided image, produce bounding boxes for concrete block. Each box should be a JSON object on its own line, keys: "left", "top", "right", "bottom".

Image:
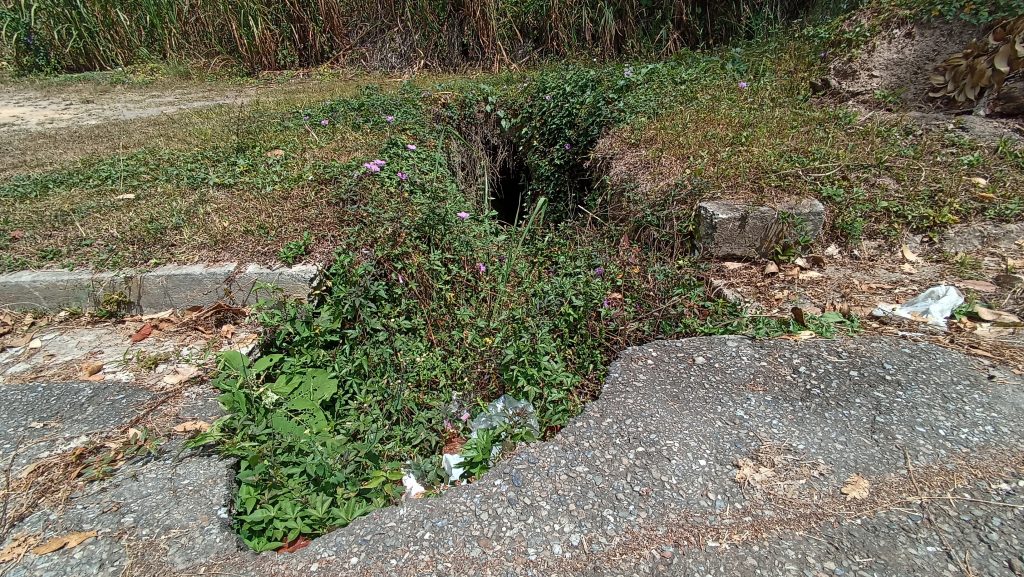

{"left": 696, "top": 198, "right": 825, "bottom": 260}
{"left": 0, "top": 270, "right": 130, "bottom": 312}
{"left": 226, "top": 264, "right": 319, "bottom": 306}
{"left": 136, "top": 263, "right": 237, "bottom": 312}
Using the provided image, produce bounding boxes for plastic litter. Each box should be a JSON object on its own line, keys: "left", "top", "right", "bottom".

{"left": 470, "top": 395, "right": 540, "bottom": 436}
{"left": 401, "top": 472, "right": 425, "bottom": 499}
{"left": 872, "top": 285, "right": 963, "bottom": 327}
{"left": 442, "top": 453, "right": 466, "bottom": 482}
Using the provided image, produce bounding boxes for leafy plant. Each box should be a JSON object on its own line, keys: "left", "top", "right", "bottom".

{"left": 278, "top": 231, "right": 313, "bottom": 265}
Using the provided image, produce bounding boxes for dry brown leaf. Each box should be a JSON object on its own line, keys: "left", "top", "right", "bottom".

{"left": 901, "top": 263, "right": 918, "bottom": 274}
{"left": 791, "top": 307, "right": 807, "bottom": 327}
{"left": 841, "top": 474, "right": 870, "bottom": 500}
{"left": 27, "top": 338, "right": 42, "bottom": 349}
{"left": 82, "top": 362, "right": 103, "bottom": 377}
{"left": 31, "top": 531, "right": 97, "bottom": 556}
{"left": 162, "top": 365, "right": 201, "bottom": 386}
{"left": 172, "top": 420, "right": 211, "bottom": 434}
{"left": 764, "top": 262, "right": 780, "bottom": 275}
{"left": 975, "top": 307, "right": 1023, "bottom": 324}
{"left": 901, "top": 245, "right": 921, "bottom": 263}
{"left": 0, "top": 533, "right": 40, "bottom": 563}
{"left": 5, "top": 334, "right": 33, "bottom": 348}
{"left": 141, "top": 309, "right": 175, "bottom": 321}
{"left": 968, "top": 176, "right": 989, "bottom": 187}
{"left": 735, "top": 458, "right": 775, "bottom": 487}
{"left": 266, "top": 149, "right": 286, "bottom": 158}
{"left": 115, "top": 193, "right": 136, "bottom": 200}
{"left": 793, "top": 257, "right": 811, "bottom": 270}
{"left": 781, "top": 330, "right": 817, "bottom": 341}
{"left": 959, "top": 280, "right": 999, "bottom": 293}
{"left": 220, "top": 324, "right": 236, "bottom": 339}
{"left": 799, "top": 270, "right": 824, "bottom": 280}
{"left": 130, "top": 324, "right": 153, "bottom": 343}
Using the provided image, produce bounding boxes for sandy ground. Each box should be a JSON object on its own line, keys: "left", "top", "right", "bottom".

{"left": 0, "top": 84, "right": 254, "bottom": 133}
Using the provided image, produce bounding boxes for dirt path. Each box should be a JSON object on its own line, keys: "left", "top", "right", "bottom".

{"left": 0, "top": 84, "right": 254, "bottom": 133}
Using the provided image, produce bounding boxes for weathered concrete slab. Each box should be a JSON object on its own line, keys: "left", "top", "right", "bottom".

{"left": 3, "top": 336, "right": 1022, "bottom": 577}
{"left": 697, "top": 197, "right": 825, "bottom": 259}
{"left": 0, "top": 263, "right": 318, "bottom": 313}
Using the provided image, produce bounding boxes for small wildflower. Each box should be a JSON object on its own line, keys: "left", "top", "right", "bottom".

{"left": 564, "top": 143, "right": 572, "bottom": 151}
{"left": 397, "top": 274, "right": 405, "bottom": 284}
{"left": 460, "top": 411, "right": 470, "bottom": 422}
{"left": 363, "top": 162, "right": 381, "bottom": 173}
{"left": 385, "top": 115, "right": 395, "bottom": 123}
{"left": 302, "top": 115, "right": 309, "bottom": 121}
{"left": 602, "top": 299, "right": 610, "bottom": 309}
{"left": 738, "top": 81, "right": 749, "bottom": 90}
{"left": 545, "top": 94, "right": 552, "bottom": 101}
{"left": 371, "top": 159, "right": 386, "bottom": 167}
{"left": 476, "top": 263, "right": 486, "bottom": 273}
{"left": 457, "top": 211, "right": 470, "bottom": 221}
{"left": 624, "top": 66, "right": 634, "bottom": 78}
{"left": 407, "top": 144, "right": 417, "bottom": 151}
{"left": 444, "top": 420, "right": 453, "bottom": 430}
{"left": 320, "top": 119, "right": 329, "bottom": 126}
{"left": 397, "top": 171, "right": 408, "bottom": 181}
{"left": 594, "top": 267, "right": 605, "bottom": 278}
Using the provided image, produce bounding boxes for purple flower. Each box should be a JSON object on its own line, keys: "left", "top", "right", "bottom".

{"left": 397, "top": 274, "right": 405, "bottom": 284}
{"left": 564, "top": 143, "right": 572, "bottom": 151}
{"left": 385, "top": 115, "right": 395, "bottom": 123}
{"left": 363, "top": 162, "right": 381, "bottom": 173}
{"left": 594, "top": 267, "right": 605, "bottom": 278}
{"left": 407, "top": 144, "right": 417, "bottom": 151}
{"left": 397, "top": 171, "right": 408, "bottom": 181}
{"left": 302, "top": 115, "right": 309, "bottom": 121}
{"left": 320, "top": 119, "right": 329, "bottom": 126}
{"left": 371, "top": 159, "right": 386, "bottom": 167}
{"left": 444, "top": 420, "right": 453, "bottom": 430}
{"left": 460, "top": 411, "right": 470, "bottom": 422}
{"left": 456, "top": 211, "right": 470, "bottom": 221}
{"left": 624, "top": 66, "right": 634, "bottom": 78}
{"left": 602, "top": 299, "right": 610, "bottom": 309}
{"left": 738, "top": 81, "right": 749, "bottom": 90}
{"left": 476, "top": 263, "right": 486, "bottom": 273}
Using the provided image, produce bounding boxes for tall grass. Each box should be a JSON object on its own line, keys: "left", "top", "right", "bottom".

{"left": 1, "top": 0, "right": 821, "bottom": 73}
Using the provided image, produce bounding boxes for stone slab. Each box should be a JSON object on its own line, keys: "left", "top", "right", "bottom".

{"left": 696, "top": 197, "right": 825, "bottom": 259}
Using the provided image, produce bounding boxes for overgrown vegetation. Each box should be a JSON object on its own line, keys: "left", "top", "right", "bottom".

{"left": 3, "top": 0, "right": 1022, "bottom": 552}
{"left": 1, "top": 0, "right": 831, "bottom": 74}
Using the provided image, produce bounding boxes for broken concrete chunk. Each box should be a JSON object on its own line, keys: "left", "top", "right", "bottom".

{"left": 696, "top": 198, "right": 825, "bottom": 260}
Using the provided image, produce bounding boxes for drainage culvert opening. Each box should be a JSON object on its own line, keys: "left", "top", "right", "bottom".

{"left": 491, "top": 156, "right": 530, "bottom": 225}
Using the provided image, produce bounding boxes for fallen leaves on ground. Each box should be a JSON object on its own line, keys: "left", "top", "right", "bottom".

{"left": 901, "top": 245, "right": 922, "bottom": 263}
{"left": 841, "top": 473, "right": 870, "bottom": 500}
{"left": 974, "top": 307, "right": 1023, "bottom": 325}
{"left": 130, "top": 323, "right": 153, "bottom": 343}
{"left": 735, "top": 458, "right": 775, "bottom": 487}
{"left": 172, "top": 420, "right": 211, "bottom": 434}
{"left": 30, "top": 531, "right": 97, "bottom": 555}
{"left": 162, "top": 365, "right": 200, "bottom": 385}
{"left": 277, "top": 536, "right": 311, "bottom": 553}
{"left": 0, "top": 533, "right": 40, "bottom": 563}
{"left": 82, "top": 362, "right": 103, "bottom": 377}
{"left": 27, "top": 338, "right": 42, "bottom": 349}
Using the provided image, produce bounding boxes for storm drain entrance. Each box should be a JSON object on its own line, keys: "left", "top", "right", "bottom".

{"left": 491, "top": 159, "right": 529, "bottom": 225}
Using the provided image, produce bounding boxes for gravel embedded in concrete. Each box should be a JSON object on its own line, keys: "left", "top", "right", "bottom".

{"left": 2, "top": 336, "right": 1023, "bottom": 576}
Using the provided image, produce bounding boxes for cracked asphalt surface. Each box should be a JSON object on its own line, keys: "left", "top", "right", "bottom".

{"left": 2, "top": 335, "right": 1023, "bottom": 576}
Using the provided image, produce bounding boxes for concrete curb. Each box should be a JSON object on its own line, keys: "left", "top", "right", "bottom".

{"left": 0, "top": 263, "right": 318, "bottom": 313}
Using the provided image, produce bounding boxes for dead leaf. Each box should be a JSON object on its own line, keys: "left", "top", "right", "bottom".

{"left": 115, "top": 193, "right": 136, "bottom": 200}
{"left": 793, "top": 257, "right": 811, "bottom": 270}
{"left": 31, "top": 531, "right": 97, "bottom": 555}
{"left": 220, "top": 324, "right": 236, "bottom": 339}
{"left": 85, "top": 373, "right": 105, "bottom": 382}
{"left": 27, "top": 338, "right": 42, "bottom": 349}
{"left": 781, "top": 330, "right": 817, "bottom": 341}
{"left": 799, "top": 270, "right": 823, "bottom": 280}
{"left": 968, "top": 176, "right": 989, "bottom": 187}
{"left": 172, "top": 420, "right": 211, "bottom": 434}
{"left": 130, "top": 324, "right": 153, "bottom": 343}
{"left": 277, "top": 536, "right": 311, "bottom": 554}
{"left": 0, "top": 533, "right": 40, "bottom": 563}
{"left": 5, "top": 334, "right": 33, "bottom": 348}
{"left": 141, "top": 309, "right": 175, "bottom": 321}
{"left": 791, "top": 307, "right": 807, "bottom": 327}
{"left": 10, "top": 230, "right": 25, "bottom": 241}
{"left": 901, "top": 263, "right": 918, "bottom": 274}
{"left": 974, "top": 307, "right": 1023, "bottom": 325}
{"left": 824, "top": 244, "right": 841, "bottom": 258}
{"left": 959, "top": 280, "right": 999, "bottom": 293}
{"left": 784, "top": 266, "right": 800, "bottom": 278}
{"left": 82, "top": 362, "right": 103, "bottom": 377}
{"left": 764, "top": 262, "right": 780, "bottom": 275}
{"left": 735, "top": 458, "right": 775, "bottom": 487}
{"left": 901, "top": 245, "right": 921, "bottom": 263}
{"left": 266, "top": 149, "right": 286, "bottom": 159}
{"left": 162, "top": 365, "right": 200, "bottom": 385}
{"left": 841, "top": 474, "right": 870, "bottom": 500}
